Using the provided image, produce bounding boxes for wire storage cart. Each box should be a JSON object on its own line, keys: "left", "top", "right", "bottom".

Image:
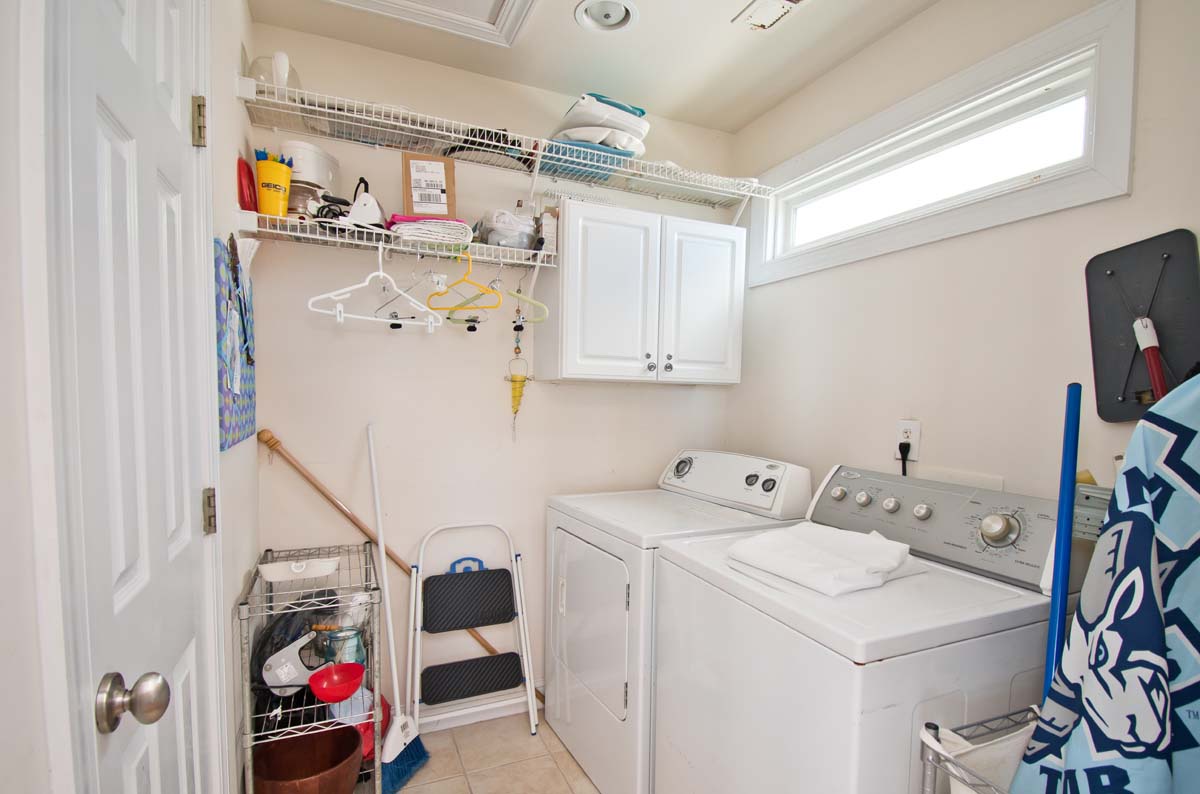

{"left": 238, "top": 543, "right": 384, "bottom": 793}
{"left": 919, "top": 708, "right": 1039, "bottom": 793}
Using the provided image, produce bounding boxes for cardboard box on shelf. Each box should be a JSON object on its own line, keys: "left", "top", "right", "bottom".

{"left": 402, "top": 153, "right": 457, "bottom": 220}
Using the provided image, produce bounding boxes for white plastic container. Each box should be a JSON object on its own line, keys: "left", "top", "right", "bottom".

{"left": 483, "top": 209, "right": 536, "bottom": 250}
{"left": 282, "top": 140, "right": 340, "bottom": 193}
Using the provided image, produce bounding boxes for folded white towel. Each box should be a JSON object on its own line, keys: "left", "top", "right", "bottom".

{"left": 726, "top": 523, "right": 925, "bottom": 597}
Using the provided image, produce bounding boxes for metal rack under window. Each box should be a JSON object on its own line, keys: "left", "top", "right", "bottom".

{"left": 238, "top": 543, "right": 384, "bottom": 793}
{"left": 237, "top": 77, "right": 773, "bottom": 209}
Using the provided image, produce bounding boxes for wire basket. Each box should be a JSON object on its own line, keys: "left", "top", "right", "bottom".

{"left": 238, "top": 543, "right": 384, "bottom": 793}
{"left": 919, "top": 708, "right": 1039, "bottom": 794}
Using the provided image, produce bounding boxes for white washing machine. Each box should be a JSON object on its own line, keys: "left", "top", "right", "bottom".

{"left": 545, "top": 450, "right": 814, "bottom": 794}
{"left": 653, "top": 465, "right": 1094, "bottom": 794}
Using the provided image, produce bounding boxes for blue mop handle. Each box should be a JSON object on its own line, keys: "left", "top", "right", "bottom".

{"left": 1045, "top": 382, "right": 1082, "bottom": 699}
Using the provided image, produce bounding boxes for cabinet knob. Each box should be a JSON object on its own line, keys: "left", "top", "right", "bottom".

{"left": 664, "top": 363, "right": 674, "bottom": 372}
{"left": 644, "top": 353, "right": 652, "bottom": 359}
{"left": 647, "top": 362, "right": 657, "bottom": 372}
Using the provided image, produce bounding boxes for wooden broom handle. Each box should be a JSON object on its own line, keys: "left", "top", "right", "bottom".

{"left": 256, "top": 428, "right": 502, "bottom": 659}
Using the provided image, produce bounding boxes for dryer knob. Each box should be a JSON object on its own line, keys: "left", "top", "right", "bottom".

{"left": 882, "top": 497, "right": 900, "bottom": 513}
{"left": 854, "top": 491, "right": 872, "bottom": 507}
{"left": 913, "top": 504, "right": 933, "bottom": 521}
{"left": 830, "top": 486, "right": 848, "bottom": 501}
{"left": 980, "top": 513, "right": 1020, "bottom": 546}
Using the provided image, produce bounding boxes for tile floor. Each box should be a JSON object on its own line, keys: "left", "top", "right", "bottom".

{"left": 399, "top": 712, "right": 599, "bottom": 794}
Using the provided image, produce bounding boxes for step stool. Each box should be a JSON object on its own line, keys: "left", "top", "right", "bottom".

{"left": 408, "top": 523, "right": 539, "bottom": 734}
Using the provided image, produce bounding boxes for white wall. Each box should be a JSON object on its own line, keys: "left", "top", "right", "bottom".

{"left": 248, "top": 24, "right": 736, "bottom": 710}
{"left": 726, "top": 0, "right": 1200, "bottom": 497}
{"left": 210, "top": 0, "right": 259, "bottom": 789}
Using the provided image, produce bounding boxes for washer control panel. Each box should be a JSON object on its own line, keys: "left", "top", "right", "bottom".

{"left": 660, "top": 450, "right": 813, "bottom": 520}
{"left": 808, "top": 466, "right": 1101, "bottom": 593}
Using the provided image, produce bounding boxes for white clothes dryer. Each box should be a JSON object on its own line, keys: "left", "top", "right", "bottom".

{"left": 545, "top": 450, "right": 814, "bottom": 794}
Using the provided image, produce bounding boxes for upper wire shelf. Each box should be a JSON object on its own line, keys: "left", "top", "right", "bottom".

{"left": 236, "top": 210, "right": 556, "bottom": 268}
{"left": 239, "top": 543, "right": 380, "bottom": 619}
{"left": 237, "top": 77, "right": 773, "bottom": 209}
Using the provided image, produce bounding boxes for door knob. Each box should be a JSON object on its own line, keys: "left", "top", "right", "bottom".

{"left": 664, "top": 363, "right": 673, "bottom": 372}
{"left": 95, "top": 672, "right": 171, "bottom": 734}
{"left": 647, "top": 362, "right": 657, "bottom": 372}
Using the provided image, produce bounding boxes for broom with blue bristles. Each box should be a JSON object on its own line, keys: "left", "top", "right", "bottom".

{"left": 367, "top": 424, "right": 429, "bottom": 792}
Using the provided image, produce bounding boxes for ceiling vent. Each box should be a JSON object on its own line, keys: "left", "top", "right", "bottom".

{"left": 574, "top": 0, "right": 639, "bottom": 33}
{"left": 731, "top": 0, "right": 802, "bottom": 30}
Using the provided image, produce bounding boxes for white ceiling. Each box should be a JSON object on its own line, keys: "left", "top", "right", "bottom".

{"left": 250, "top": 0, "right": 940, "bottom": 132}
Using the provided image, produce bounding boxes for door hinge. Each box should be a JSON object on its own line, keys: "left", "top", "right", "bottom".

{"left": 191, "top": 95, "right": 207, "bottom": 147}
{"left": 625, "top": 584, "right": 630, "bottom": 610}
{"left": 202, "top": 487, "right": 217, "bottom": 534}
{"left": 624, "top": 682, "right": 629, "bottom": 708}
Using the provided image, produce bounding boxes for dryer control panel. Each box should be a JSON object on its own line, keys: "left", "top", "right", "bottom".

{"left": 659, "top": 450, "right": 813, "bottom": 520}
{"left": 808, "top": 466, "right": 1101, "bottom": 594}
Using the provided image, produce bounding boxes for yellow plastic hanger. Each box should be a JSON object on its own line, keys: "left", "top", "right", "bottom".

{"left": 426, "top": 252, "right": 503, "bottom": 311}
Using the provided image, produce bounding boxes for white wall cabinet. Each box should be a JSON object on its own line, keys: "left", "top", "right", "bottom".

{"left": 537, "top": 201, "right": 745, "bottom": 384}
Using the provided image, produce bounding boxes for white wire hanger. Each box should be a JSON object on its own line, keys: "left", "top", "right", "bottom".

{"left": 307, "top": 244, "right": 443, "bottom": 333}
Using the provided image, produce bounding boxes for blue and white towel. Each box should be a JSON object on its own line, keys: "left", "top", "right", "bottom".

{"left": 1013, "top": 375, "right": 1200, "bottom": 793}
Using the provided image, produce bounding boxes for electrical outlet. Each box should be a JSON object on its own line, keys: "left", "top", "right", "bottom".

{"left": 895, "top": 419, "right": 921, "bottom": 461}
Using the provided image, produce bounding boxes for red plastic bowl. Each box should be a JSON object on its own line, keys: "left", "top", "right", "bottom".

{"left": 309, "top": 663, "right": 365, "bottom": 704}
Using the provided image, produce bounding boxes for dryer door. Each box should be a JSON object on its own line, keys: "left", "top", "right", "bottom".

{"left": 554, "top": 527, "right": 630, "bottom": 720}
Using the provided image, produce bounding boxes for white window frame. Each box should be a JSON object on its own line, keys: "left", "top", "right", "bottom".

{"left": 748, "top": 0, "right": 1135, "bottom": 287}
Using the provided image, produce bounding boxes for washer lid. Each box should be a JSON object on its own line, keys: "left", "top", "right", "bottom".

{"left": 658, "top": 530, "right": 1050, "bottom": 663}
{"left": 549, "top": 490, "right": 783, "bottom": 549}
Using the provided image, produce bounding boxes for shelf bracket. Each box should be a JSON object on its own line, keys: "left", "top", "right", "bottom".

{"left": 732, "top": 196, "right": 751, "bottom": 226}
{"left": 528, "top": 147, "right": 545, "bottom": 203}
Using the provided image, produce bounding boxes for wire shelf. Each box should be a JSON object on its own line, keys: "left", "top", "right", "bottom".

{"left": 238, "top": 542, "right": 384, "bottom": 793}
{"left": 248, "top": 685, "right": 374, "bottom": 746}
{"left": 236, "top": 211, "right": 557, "bottom": 268}
{"left": 919, "top": 707, "right": 1039, "bottom": 794}
{"left": 240, "top": 543, "right": 380, "bottom": 619}
{"left": 237, "top": 78, "right": 773, "bottom": 209}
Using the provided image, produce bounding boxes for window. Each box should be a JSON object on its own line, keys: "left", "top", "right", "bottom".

{"left": 750, "top": 0, "right": 1135, "bottom": 286}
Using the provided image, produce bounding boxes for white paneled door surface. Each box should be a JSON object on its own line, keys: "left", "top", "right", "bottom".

{"left": 58, "top": 0, "right": 212, "bottom": 791}
{"left": 553, "top": 529, "right": 630, "bottom": 721}
{"left": 659, "top": 218, "right": 746, "bottom": 384}
{"left": 562, "top": 202, "right": 662, "bottom": 380}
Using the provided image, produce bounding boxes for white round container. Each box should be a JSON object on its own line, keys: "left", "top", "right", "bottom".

{"left": 281, "top": 140, "right": 340, "bottom": 193}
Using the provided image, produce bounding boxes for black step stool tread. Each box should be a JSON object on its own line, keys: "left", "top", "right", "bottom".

{"left": 421, "top": 652, "right": 524, "bottom": 706}
{"left": 423, "top": 568, "right": 516, "bottom": 633}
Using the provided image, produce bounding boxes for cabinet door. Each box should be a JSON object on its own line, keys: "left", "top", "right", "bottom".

{"left": 562, "top": 201, "right": 661, "bottom": 380}
{"left": 659, "top": 217, "right": 746, "bottom": 383}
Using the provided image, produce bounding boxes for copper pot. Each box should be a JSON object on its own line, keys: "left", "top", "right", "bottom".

{"left": 253, "top": 726, "right": 362, "bottom": 794}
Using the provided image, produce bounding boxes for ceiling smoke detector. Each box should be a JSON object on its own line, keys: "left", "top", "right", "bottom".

{"left": 575, "top": 0, "right": 639, "bottom": 32}
{"left": 732, "top": 0, "right": 802, "bottom": 30}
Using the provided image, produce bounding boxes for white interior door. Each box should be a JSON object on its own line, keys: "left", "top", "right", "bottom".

{"left": 56, "top": 0, "right": 213, "bottom": 791}
{"left": 562, "top": 201, "right": 662, "bottom": 380}
{"left": 659, "top": 217, "right": 745, "bottom": 384}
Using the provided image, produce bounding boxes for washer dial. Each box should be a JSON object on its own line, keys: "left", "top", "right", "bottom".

{"left": 979, "top": 513, "right": 1021, "bottom": 547}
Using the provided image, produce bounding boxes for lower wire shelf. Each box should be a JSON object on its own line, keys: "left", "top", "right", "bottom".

{"left": 235, "top": 210, "right": 557, "bottom": 269}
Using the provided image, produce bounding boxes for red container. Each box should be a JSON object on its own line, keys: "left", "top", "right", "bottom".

{"left": 309, "top": 663, "right": 365, "bottom": 704}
